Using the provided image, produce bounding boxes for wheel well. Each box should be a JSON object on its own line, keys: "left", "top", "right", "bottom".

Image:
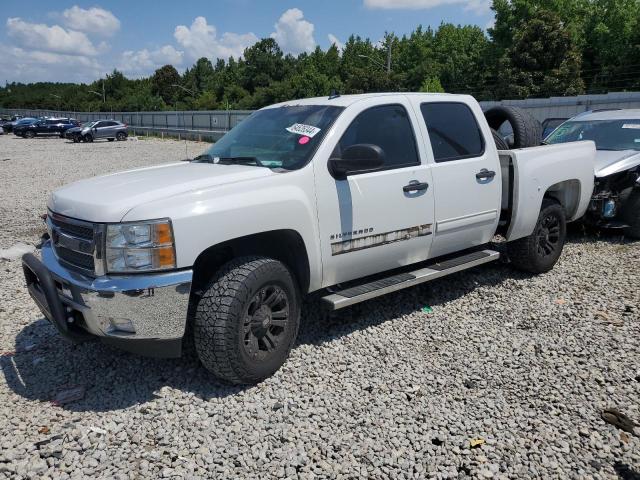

{"left": 544, "top": 179, "right": 581, "bottom": 219}
{"left": 190, "top": 229, "right": 311, "bottom": 298}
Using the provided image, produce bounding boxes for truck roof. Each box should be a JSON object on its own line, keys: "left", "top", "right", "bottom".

{"left": 263, "top": 92, "right": 473, "bottom": 109}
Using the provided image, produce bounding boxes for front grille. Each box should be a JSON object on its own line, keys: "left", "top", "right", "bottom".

{"left": 50, "top": 216, "right": 94, "bottom": 240}
{"left": 56, "top": 246, "right": 95, "bottom": 270}
{"left": 49, "top": 213, "right": 97, "bottom": 274}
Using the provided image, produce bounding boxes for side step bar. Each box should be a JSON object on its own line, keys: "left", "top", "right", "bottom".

{"left": 321, "top": 249, "right": 500, "bottom": 310}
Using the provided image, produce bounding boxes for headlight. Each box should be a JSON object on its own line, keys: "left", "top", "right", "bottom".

{"left": 105, "top": 219, "right": 176, "bottom": 273}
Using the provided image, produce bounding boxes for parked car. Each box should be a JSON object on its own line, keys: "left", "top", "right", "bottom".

{"left": 22, "top": 93, "right": 595, "bottom": 384}
{"left": 541, "top": 117, "right": 568, "bottom": 138}
{"left": 545, "top": 109, "right": 640, "bottom": 237}
{"left": 0, "top": 115, "right": 23, "bottom": 132}
{"left": 14, "top": 118, "right": 79, "bottom": 138}
{"left": 64, "top": 125, "right": 85, "bottom": 143}
{"left": 81, "top": 120, "right": 128, "bottom": 142}
{"left": 4, "top": 117, "right": 37, "bottom": 133}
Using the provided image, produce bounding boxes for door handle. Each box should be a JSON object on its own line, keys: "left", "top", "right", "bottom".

{"left": 403, "top": 182, "right": 429, "bottom": 193}
{"left": 476, "top": 169, "right": 496, "bottom": 180}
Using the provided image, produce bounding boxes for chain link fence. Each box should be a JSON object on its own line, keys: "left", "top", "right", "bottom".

{"left": 3, "top": 91, "right": 640, "bottom": 141}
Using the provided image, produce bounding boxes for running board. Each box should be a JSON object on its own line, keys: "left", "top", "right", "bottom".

{"left": 321, "top": 249, "right": 500, "bottom": 310}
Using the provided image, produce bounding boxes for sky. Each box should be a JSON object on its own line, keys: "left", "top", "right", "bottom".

{"left": 0, "top": 0, "right": 494, "bottom": 84}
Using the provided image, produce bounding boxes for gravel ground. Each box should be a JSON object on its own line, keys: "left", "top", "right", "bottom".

{"left": 0, "top": 134, "right": 639, "bottom": 479}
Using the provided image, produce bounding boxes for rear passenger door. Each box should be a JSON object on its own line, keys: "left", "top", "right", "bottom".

{"left": 313, "top": 97, "right": 435, "bottom": 286}
{"left": 409, "top": 99, "right": 501, "bottom": 258}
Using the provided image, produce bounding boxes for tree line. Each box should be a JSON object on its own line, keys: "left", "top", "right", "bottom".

{"left": 1, "top": 0, "right": 639, "bottom": 112}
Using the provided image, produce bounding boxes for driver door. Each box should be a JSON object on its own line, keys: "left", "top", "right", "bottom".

{"left": 313, "top": 97, "right": 435, "bottom": 287}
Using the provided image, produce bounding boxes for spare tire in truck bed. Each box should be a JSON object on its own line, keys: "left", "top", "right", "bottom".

{"left": 491, "top": 128, "right": 509, "bottom": 150}
{"left": 484, "top": 105, "right": 543, "bottom": 149}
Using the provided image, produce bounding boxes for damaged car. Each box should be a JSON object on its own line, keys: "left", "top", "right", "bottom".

{"left": 545, "top": 109, "right": 640, "bottom": 238}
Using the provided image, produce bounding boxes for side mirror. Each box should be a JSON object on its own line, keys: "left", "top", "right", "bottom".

{"left": 328, "top": 144, "right": 385, "bottom": 180}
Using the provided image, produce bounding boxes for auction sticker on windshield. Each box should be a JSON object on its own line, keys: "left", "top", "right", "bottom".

{"left": 286, "top": 123, "right": 321, "bottom": 138}
{"left": 622, "top": 124, "right": 640, "bottom": 129}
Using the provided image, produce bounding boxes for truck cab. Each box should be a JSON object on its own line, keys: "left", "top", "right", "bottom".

{"left": 22, "top": 93, "right": 596, "bottom": 384}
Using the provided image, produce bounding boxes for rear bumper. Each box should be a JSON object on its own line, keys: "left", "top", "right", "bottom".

{"left": 22, "top": 242, "right": 192, "bottom": 357}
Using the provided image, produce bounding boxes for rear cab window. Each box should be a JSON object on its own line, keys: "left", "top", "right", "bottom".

{"left": 420, "top": 102, "right": 485, "bottom": 163}
{"left": 333, "top": 104, "right": 420, "bottom": 171}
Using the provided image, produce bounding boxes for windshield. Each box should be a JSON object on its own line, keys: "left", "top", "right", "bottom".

{"left": 17, "top": 118, "right": 37, "bottom": 125}
{"left": 546, "top": 119, "right": 640, "bottom": 151}
{"left": 200, "top": 105, "right": 344, "bottom": 170}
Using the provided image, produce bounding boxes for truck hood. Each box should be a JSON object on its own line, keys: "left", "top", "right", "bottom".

{"left": 48, "top": 162, "right": 275, "bottom": 222}
{"left": 594, "top": 149, "right": 640, "bottom": 177}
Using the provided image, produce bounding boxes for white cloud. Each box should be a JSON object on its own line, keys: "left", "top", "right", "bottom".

{"left": 364, "top": 0, "right": 491, "bottom": 14}
{"left": 174, "top": 16, "right": 258, "bottom": 62}
{"left": 0, "top": 43, "right": 103, "bottom": 83}
{"left": 119, "top": 45, "right": 184, "bottom": 77}
{"left": 327, "top": 34, "right": 344, "bottom": 51}
{"left": 7, "top": 17, "right": 98, "bottom": 56}
{"left": 270, "top": 8, "right": 316, "bottom": 55}
{"left": 62, "top": 6, "right": 120, "bottom": 37}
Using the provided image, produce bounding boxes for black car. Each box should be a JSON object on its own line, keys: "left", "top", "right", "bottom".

{"left": 14, "top": 118, "right": 79, "bottom": 138}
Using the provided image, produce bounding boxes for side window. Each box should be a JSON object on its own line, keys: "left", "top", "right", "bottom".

{"left": 420, "top": 102, "right": 485, "bottom": 163}
{"left": 334, "top": 104, "right": 419, "bottom": 170}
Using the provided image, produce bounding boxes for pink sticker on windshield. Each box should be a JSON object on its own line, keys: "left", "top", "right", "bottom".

{"left": 298, "top": 136, "right": 310, "bottom": 145}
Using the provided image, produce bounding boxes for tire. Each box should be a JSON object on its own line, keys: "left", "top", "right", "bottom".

{"left": 507, "top": 199, "right": 567, "bottom": 273}
{"left": 194, "top": 256, "right": 300, "bottom": 384}
{"left": 621, "top": 189, "right": 640, "bottom": 239}
{"left": 23, "top": 131, "right": 35, "bottom": 139}
{"left": 84, "top": 134, "right": 93, "bottom": 143}
{"left": 59, "top": 133, "right": 65, "bottom": 138}
{"left": 72, "top": 136, "right": 80, "bottom": 143}
{"left": 484, "top": 106, "right": 543, "bottom": 148}
{"left": 491, "top": 128, "right": 509, "bottom": 150}
{"left": 108, "top": 138, "right": 115, "bottom": 142}
{"left": 116, "top": 132, "right": 127, "bottom": 141}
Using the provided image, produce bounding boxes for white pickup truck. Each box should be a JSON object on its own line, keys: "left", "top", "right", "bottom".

{"left": 22, "top": 93, "right": 596, "bottom": 384}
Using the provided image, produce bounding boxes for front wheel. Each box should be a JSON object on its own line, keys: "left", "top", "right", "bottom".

{"left": 116, "top": 132, "right": 127, "bottom": 141}
{"left": 507, "top": 199, "right": 566, "bottom": 273}
{"left": 23, "top": 131, "right": 35, "bottom": 139}
{"left": 83, "top": 134, "right": 93, "bottom": 143}
{"left": 194, "top": 256, "right": 300, "bottom": 385}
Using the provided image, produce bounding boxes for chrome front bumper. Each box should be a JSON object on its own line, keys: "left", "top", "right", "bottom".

{"left": 22, "top": 241, "right": 192, "bottom": 357}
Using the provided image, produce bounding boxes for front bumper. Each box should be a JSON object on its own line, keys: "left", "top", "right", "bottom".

{"left": 22, "top": 241, "right": 192, "bottom": 357}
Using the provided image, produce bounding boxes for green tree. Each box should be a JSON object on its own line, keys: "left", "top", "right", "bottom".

{"left": 497, "top": 9, "right": 584, "bottom": 98}
{"left": 150, "top": 65, "right": 181, "bottom": 104}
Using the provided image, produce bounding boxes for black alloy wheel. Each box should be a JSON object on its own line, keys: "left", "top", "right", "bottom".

{"left": 243, "top": 285, "right": 290, "bottom": 360}
{"left": 536, "top": 212, "right": 561, "bottom": 258}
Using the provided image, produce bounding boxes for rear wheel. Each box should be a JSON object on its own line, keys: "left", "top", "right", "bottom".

{"left": 23, "top": 131, "right": 35, "bottom": 139}
{"left": 507, "top": 199, "right": 566, "bottom": 273}
{"left": 83, "top": 134, "right": 93, "bottom": 143}
{"left": 59, "top": 133, "right": 65, "bottom": 138}
{"left": 621, "top": 189, "right": 640, "bottom": 239}
{"left": 116, "top": 132, "right": 127, "bottom": 141}
{"left": 194, "top": 256, "right": 300, "bottom": 385}
{"left": 72, "top": 135, "right": 80, "bottom": 143}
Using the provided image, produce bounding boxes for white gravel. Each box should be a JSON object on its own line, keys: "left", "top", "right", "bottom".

{"left": 0, "top": 134, "right": 639, "bottom": 479}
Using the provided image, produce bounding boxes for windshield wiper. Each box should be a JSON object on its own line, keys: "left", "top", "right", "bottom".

{"left": 191, "top": 154, "right": 268, "bottom": 167}
{"left": 217, "top": 156, "right": 266, "bottom": 167}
